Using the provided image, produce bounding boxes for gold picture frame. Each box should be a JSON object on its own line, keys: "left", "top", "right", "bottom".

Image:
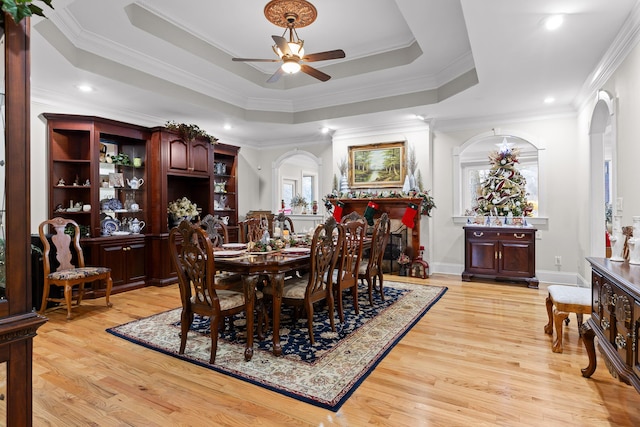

{"left": 348, "top": 141, "right": 406, "bottom": 188}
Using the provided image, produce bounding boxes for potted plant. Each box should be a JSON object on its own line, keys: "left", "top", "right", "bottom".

{"left": 290, "top": 194, "right": 307, "bottom": 214}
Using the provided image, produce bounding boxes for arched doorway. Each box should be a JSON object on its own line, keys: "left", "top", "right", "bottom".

{"left": 271, "top": 150, "right": 322, "bottom": 213}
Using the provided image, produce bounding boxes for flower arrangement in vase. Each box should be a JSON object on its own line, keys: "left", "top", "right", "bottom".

{"left": 167, "top": 197, "right": 199, "bottom": 227}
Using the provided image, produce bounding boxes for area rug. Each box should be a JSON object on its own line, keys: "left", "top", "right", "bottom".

{"left": 107, "top": 281, "right": 446, "bottom": 411}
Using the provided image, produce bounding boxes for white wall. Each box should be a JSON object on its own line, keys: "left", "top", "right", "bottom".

{"left": 331, "top": 122, "right": 432, "bottom": 257}
{"left": 431, "top": 116, "right": 582, "bottom": 284}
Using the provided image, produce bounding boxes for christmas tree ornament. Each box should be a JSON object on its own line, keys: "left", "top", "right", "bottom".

{"left": 363, "top": 201, "right": 379, "bottom": 225}
{"left": 402, "top": 202, "right": 419, "bottom": 228}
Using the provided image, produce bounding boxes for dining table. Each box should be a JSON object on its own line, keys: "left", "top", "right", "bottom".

{"left": 214, "top": 246, "right": 312, "bottom": 361}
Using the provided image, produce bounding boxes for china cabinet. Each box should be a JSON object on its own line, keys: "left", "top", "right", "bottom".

{"left": 462, "top": 226, "right": 538, "bottom": 288}
{"left": 146, "top": 128, "right": 216, "bottom": 285}
{"left": 44, "top": 114, "right": 150, "bottom": 294}
{"left": 167, "top": 135, "right": 211, "bottom": 176}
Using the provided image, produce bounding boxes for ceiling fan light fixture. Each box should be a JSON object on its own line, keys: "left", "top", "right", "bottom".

{"left": 281, "top": 59, "right": 301, "bottom": 74}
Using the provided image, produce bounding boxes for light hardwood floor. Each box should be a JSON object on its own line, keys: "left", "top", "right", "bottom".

{"left": 29, "top": 274, "right": 640, "bottom": 426}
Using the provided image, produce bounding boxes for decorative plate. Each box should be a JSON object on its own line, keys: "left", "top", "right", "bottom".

{"left": 221, "top": 243, "right": 247, "bottom": 250}
{"left": 101, "top": 218, "right": 119, "bottom": 235}
{"left": 109, "top": 198, "right": 123, "bottom": 210}
{"left": 214, "top": 250, "right": 245, "bottom": 257}
{"left": 281, "top": 247, "right": 311, "bottom": 254}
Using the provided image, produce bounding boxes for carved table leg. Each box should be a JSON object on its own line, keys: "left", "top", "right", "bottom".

{"left": 242, "top": 275, "right": 260, "bottom": 361}
{"left": 544, "top": 294, "right": 553, "bottom": 335}
{"left": 271, "top": 272, "right": 285, "bottom": 357}
{"left": 581, "top": 320, "right": 597, "bottom": 378}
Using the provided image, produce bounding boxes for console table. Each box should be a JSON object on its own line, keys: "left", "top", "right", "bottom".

{"left": 462, "top": 226, "right": 538, "bottom": 288}
{"left": 581, "top": 257, "right": 640, "bottom": 393}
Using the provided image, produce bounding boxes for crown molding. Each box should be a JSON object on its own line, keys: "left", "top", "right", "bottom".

{"left": 575, "top": 1, "right": 640, "bottom": 111}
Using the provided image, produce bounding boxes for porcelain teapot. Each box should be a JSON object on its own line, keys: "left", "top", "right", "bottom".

{"left": 130, "top": 218, "right": 146, "bottom": 234}
{"left": 127, "top": 176, "right": 144, "bottom": 189}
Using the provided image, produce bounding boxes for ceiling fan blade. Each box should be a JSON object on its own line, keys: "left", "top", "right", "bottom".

{"left": 267, "top": 67, "right": 285, "bottom": 83}
{"left": 232, "top": 58, "right": 281, "bottom": 62}
{"left": 300, "top": 64, "right": 331, "bottom": 82}
{"left": 302, "top": 49, "right": 346, "bottom": 62}
{"left": 272, "top": 35, "right": 292, "bottom": 56}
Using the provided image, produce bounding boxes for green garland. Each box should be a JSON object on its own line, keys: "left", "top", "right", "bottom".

{"left": 324, "top": 189, "right": 436, "bottom": 217}
{"left": 165, "top": 121, "right": 218, "bottom": 145}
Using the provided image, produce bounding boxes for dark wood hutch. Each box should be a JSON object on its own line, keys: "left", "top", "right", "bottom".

{"left": 42, "top": 115, "right": 240, "bottom": 289}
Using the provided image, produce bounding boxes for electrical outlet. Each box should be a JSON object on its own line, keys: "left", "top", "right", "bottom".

{"left": 555, "top": 256, "right": 562, "bottom": 266}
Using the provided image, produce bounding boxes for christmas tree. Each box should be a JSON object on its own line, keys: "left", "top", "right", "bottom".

{"left": 474, "top": 141, "right": 534, "bottom": 217}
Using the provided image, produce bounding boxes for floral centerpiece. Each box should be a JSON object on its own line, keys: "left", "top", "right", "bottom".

{"left": 167, "top": 197, "right": 199, "bottom": 227}
{"left": 247, "top": 238, "right": 286, "bottom": 252}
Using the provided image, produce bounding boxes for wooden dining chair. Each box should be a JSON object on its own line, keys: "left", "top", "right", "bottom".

{"left": 333, "top": 219, "right": 365, "bottom": 323}
{"left": 169, "top": 220, "right": 248, "bottom": 364}
{"left": 199, "top": 214, "right": 229, "bottom": 247}
{"left": 38, "top": 217, "right": 113, "bottom": 320}
{"left": 340, "top": 211, "right": 365, "bottom": 224}
{"left": 239, "top": 217, "right": 266, "bottom": 243}
{"left": 197, "top": 214, "right": 245, "bottom": 292}
{"left": 263, "top": 216, "right": 344, "bottom": 344}
{"left": 358, "top": 213, "right": 391, "bottom": 304}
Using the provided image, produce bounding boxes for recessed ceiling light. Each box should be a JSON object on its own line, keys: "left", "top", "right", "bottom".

{"left": 544, "top": 97, "right": 555, "bottom": 104}
{"left": 545, "top": 15, "right": 564, "bottom": 31}
{"left": 321, "top": 127, "right": 331, "bottom": 134}
{"left": 223, "top": 124, "right": 232, "bottom": 130}
{"left": 76, "top": 84, "right": 94, "bottom": 93}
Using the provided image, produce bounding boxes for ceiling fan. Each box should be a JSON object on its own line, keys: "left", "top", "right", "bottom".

{"left": 232, "top": 0, "right": 345, "bottom": 83}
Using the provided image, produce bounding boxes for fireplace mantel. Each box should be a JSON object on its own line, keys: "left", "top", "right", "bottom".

{"left": 337, "top": 198, "right": 422, "bottom": 257}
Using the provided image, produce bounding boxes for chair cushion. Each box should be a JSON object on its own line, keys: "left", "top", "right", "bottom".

{"left": 49, "top": 267, "right": 110, "bottom": 281}
{"left": 548, "top": 285, "right": 591, "bottom": 306}
{"left": 263, "top": 277, "right": 308, "bottom": 299}
{"left": 358, "top": 259, "right": 370, "bottom": 274}
{"left": 191, "top": 289, "right": 245, "bottom": 310}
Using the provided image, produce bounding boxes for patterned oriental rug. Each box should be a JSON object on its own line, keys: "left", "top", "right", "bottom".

{"left": 107, "top": 281, "right": 447, "bottom": 411}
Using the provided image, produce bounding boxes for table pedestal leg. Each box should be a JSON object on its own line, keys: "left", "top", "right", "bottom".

{"left": 243, "top": 275, "right": 260, "bottom": 361}
{"left": 271, "top": 273, "right": 285, "bottom": 356}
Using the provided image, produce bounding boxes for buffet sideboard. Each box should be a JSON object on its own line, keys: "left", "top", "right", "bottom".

{"left": 462, "top": 226, "right": 538, "bottom": 288}
{"left": 581, "top": 257, "right": 640, "bottom": 393}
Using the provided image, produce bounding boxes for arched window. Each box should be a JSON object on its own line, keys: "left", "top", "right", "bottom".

{"left": 453, "top": 130, "right": 547, "bottom": 225}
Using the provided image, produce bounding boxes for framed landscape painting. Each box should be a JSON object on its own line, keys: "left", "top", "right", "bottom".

{"left": 349, "top": 141, "right": 405, "bottom": 188}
